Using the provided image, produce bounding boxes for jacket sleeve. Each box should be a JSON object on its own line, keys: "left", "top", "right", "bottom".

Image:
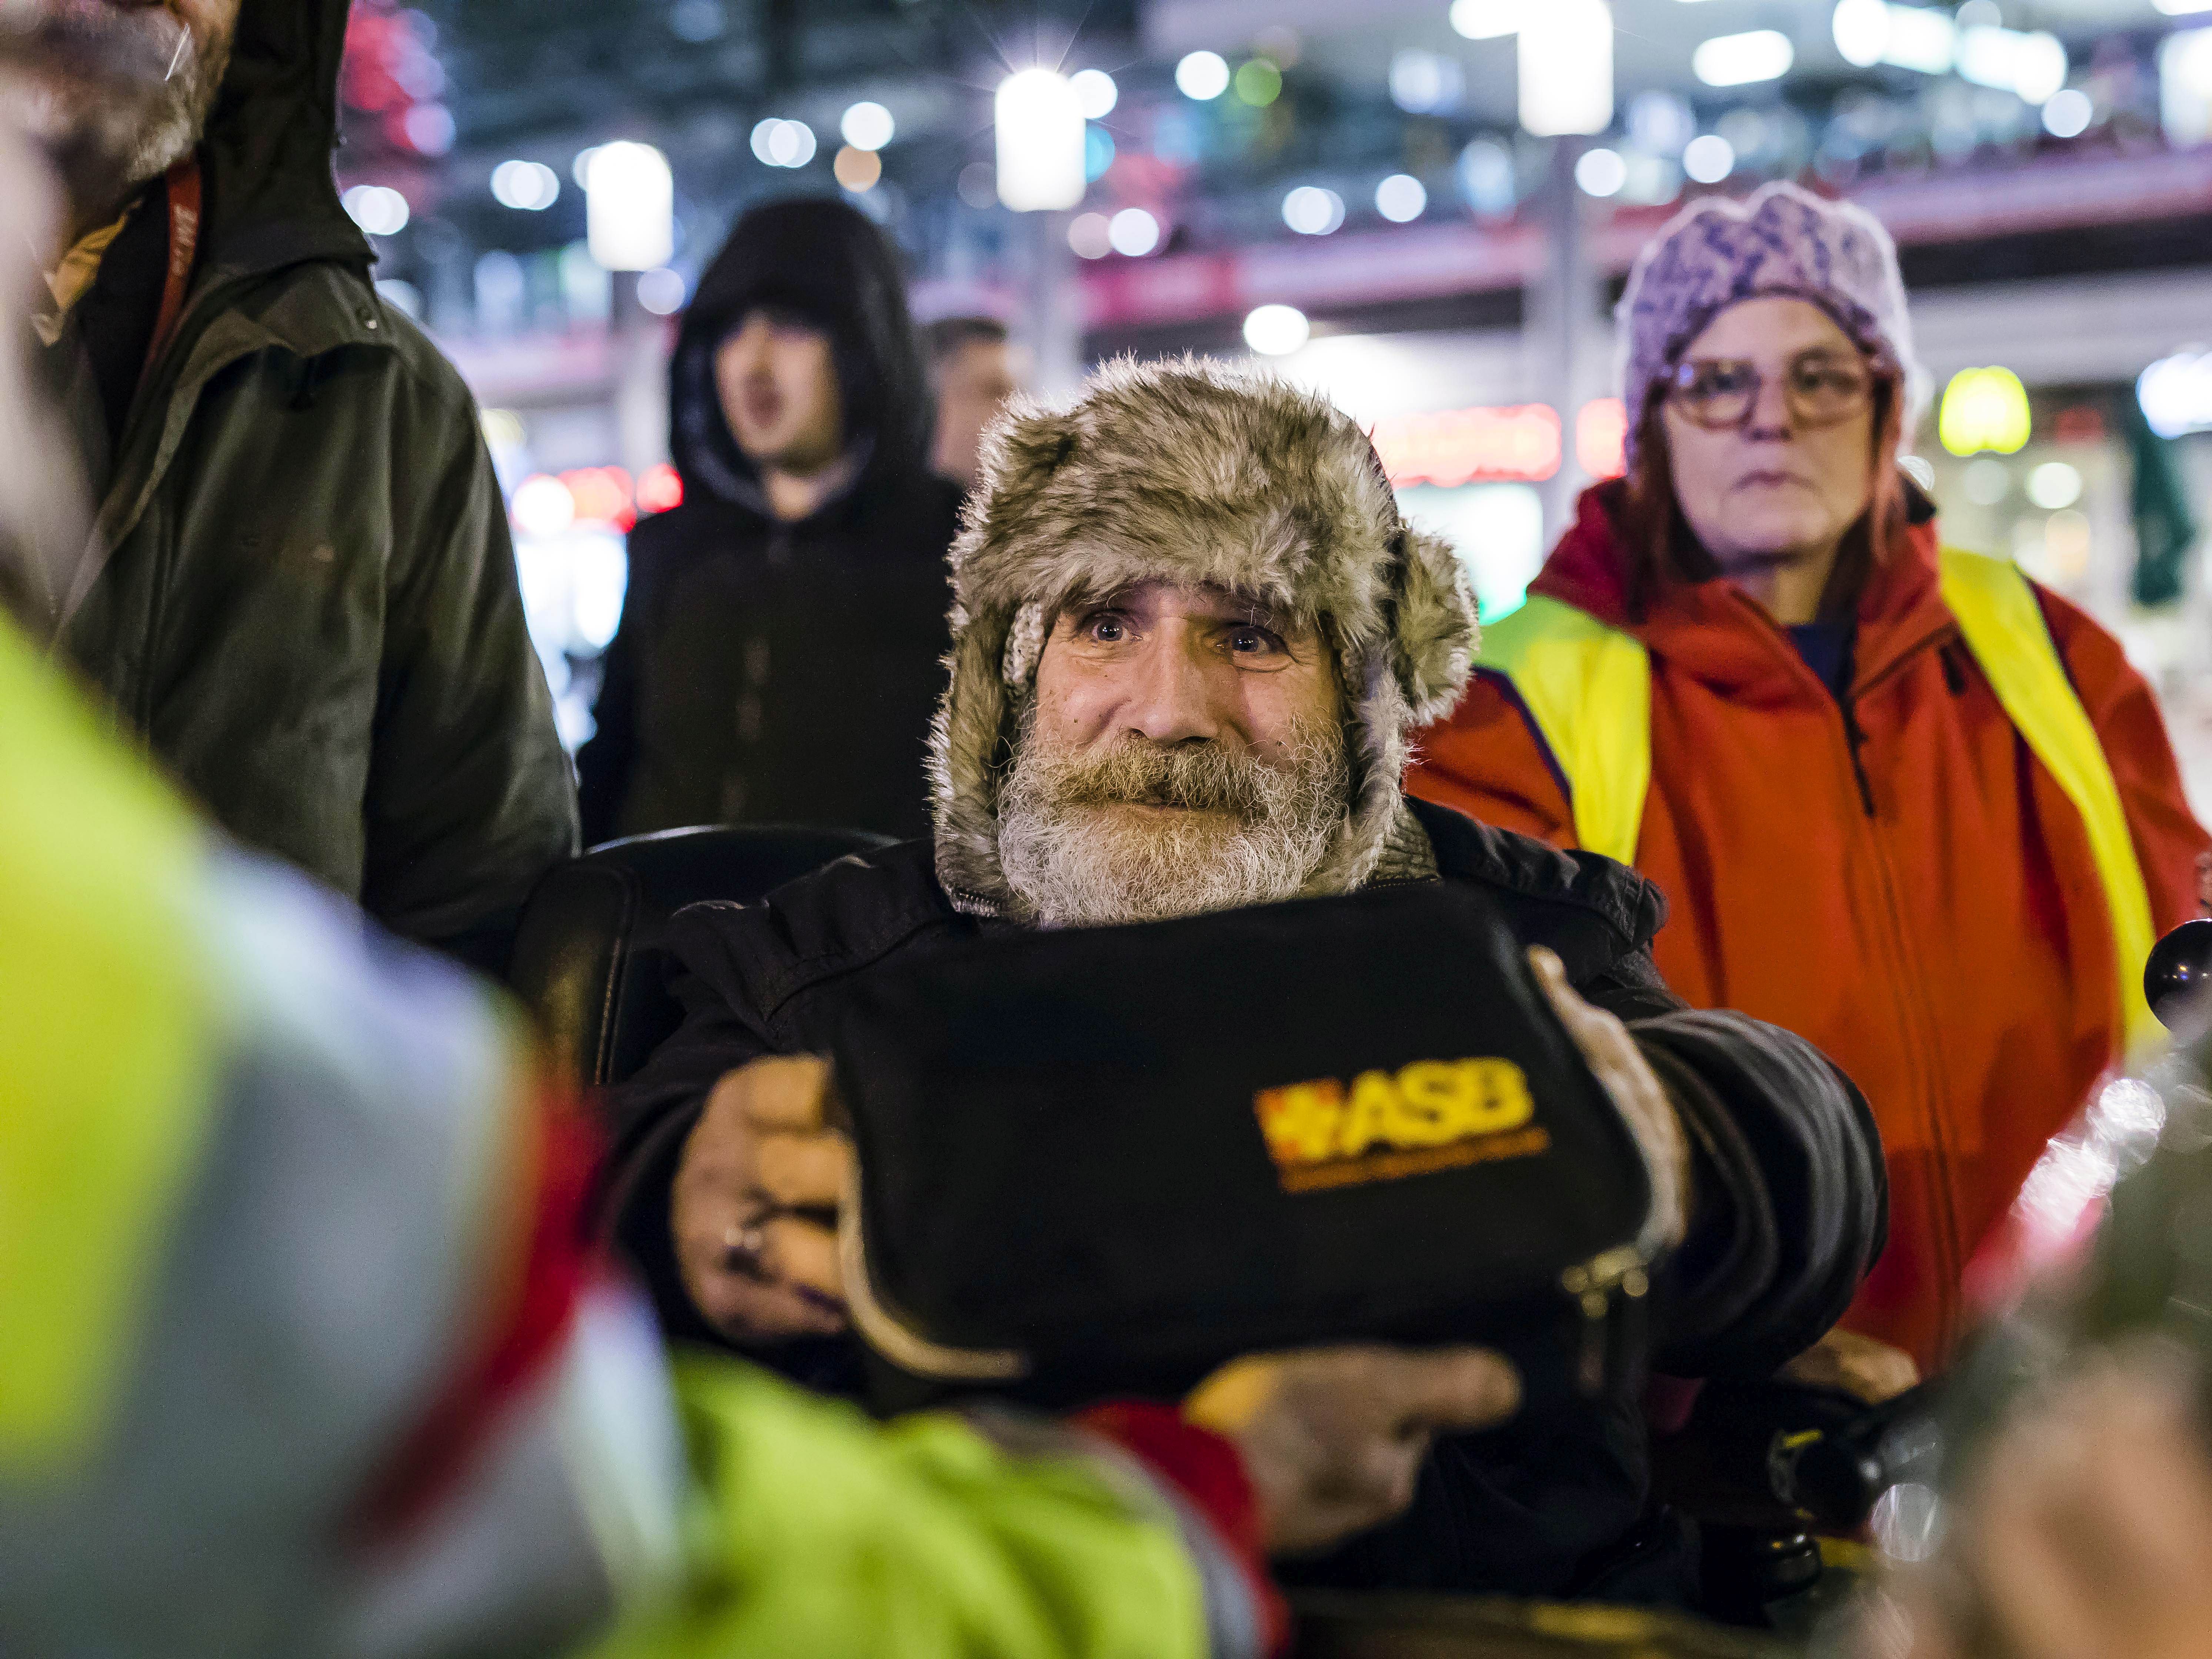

{"left": 1409, "top": 672, "right": 1581, "bottom": 849}
{"left": 1575, "top": 954, "right": 1888, "bottom": 1378}
{"left": 10, "top": 844, "right": 1272, "bottom": 1659}
{"left": 2038, "top": 586, "right": 2212, "bottom": 931}
{"left": 592, "top": 1373, "right": 1277, "bottom": 1659}
{"left": 358, "top": 350, "right": 580, "bottom": 974}
{"left": 594, "top": 942, "right": 774, "bottom": 1342}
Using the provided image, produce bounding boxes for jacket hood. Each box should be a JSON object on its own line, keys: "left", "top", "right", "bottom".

{"left": 930, "top": 356, "right": 1478, "bottom": 918}
{"left": 197, "top": 0, "right": 371, "bottom": 279}
{"left": 668, "top": 197, "right": 932, "bottom": 515}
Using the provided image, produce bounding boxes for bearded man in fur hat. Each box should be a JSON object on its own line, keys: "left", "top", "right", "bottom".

{"left": 596, "top": 358, "right": 1887, "bottom": 1601}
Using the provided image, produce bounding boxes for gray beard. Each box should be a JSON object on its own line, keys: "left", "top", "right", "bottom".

{"left": 0, "top": 2, "right": 230, "bottom": 223}
{"left": 995, "top": 710, "right": 1354, "bottom": 928}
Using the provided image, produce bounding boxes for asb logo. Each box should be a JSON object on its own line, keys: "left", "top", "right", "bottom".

{"left": 1254, "top": 1057, "right": 1551, "bottom": 1193}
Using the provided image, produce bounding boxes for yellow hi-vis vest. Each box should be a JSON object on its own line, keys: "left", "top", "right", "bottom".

{"left": 0, "top": 618, "right": 212, "bottom": 1468}
{"left": 1475, "top": 548, "right": 2161, "bottom": 1056}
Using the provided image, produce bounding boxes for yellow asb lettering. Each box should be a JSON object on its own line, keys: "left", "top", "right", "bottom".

{"left": 1253, "top": 1077, "right": 1346, "bottom": 1164}
{"left": 1339, "top": 1070, "right": 1404, "bottom": 1158}
{"left": 1465, "top": 1058, "right": 1535, "bottom": 1136}
{"left": 1393, "top": 1059, "right": 1481, "bottom": 1146}
{"left": 1254, "top": 1057, "right": 1536, "bottom": 1173}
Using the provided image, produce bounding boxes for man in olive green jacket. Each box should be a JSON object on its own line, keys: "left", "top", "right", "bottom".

{"left": 9, "top": 0, "right": 575, "bottom": 972}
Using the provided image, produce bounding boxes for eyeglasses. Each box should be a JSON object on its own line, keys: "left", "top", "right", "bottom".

{"left": 1664, "top": 351, "right": 1879, "bottom": 432}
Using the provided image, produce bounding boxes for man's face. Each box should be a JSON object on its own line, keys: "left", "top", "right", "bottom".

{"left": 713, "top": 306, "right": 844, "bottom": 474}
{"left": 932, "top": 337, "right": 1017, "bottom": 488}
{"left": 997, "top": 579, "right": 1352, "bottom": 927}
{"left": 0, "top": 0, "right": 240, "bottom": 227}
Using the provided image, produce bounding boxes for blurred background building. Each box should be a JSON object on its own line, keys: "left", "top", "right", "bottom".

{"left": 334, "top": 0, "right": 2212, "bottom": 814}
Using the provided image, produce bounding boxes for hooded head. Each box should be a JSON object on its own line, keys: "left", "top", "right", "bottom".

{"left": 1615, "top": 181, "right": 1922, "bottom": 473}
{"left": 198, "top": 0, "right": 365, "bottom": 274}
{"left": 0, "top": 0, "right": 365, "bottom": 274}
{"left": 930, "top": 356, "right": 1477, "bottom": 924}
{"left": 668, "top": 197, "right": 932, "bottom": 517}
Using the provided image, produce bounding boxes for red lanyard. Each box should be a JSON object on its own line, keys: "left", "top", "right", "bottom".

{"left": 134, "top": 156, "right": 202, "bottom": 399}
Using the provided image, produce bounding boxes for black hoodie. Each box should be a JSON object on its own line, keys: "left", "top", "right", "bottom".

{"left": 577, "top": 199, "right": 964, "bottom": 845}
{"left": 38, "top": 0, "right": 577, "bottom": 971}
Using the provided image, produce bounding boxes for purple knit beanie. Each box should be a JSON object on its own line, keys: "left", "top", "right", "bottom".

{"left": 1615, "top": 181, "right": 1926, "bottom": 470}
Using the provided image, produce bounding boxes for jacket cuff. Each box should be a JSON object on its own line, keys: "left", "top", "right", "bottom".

{"left": 1638, "top": 1041, "right": 1778, "bottom": 1369}
{"left": 1074, "top": 1402, "right": 1288, "bottom": 1659}
{"left": 598, "top": 1098, "right": 723, "bottom": 1347}
{"left": 1629, "top": 1010, "right": 1888, "bottom": 1376}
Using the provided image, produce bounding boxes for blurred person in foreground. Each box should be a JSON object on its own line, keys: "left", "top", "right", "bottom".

{"left": 578, "top": 198, "right": 962, "bottom": 845}
{"left": 1877, "top": 1345, "right": 2212, "bottom": 1659}
{"left": 926, "top": 314, "right": 1020, "bottom": 490}
{"left": 0, "top": 137, "right": 1517, "bottom": 1656}
{"left": 0, "top": 0, "right": 575, "bottom": 973}
{"left": 599, "top": 357, "right": 1889, "bottom": 1602}
{"left": 1412, "top": 182, "right": 2212, "bottom": 1385}
{"left": 1858, "top": 1014, "right": 2212, "bottom": 1659}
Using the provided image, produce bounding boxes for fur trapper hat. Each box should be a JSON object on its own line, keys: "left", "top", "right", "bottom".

{"left": 929, "top": 355, "right": 1477, "bottom": 918}
{"left": 1617, "top": 181, "right": 1925, "bottom": 470}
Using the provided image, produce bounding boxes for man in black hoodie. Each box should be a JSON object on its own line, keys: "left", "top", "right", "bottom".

{"left": 4, "top": 0, "right": 576, "bottom": 973}
{"left": 578, "top": 198, "right": 964, "bottom": 845}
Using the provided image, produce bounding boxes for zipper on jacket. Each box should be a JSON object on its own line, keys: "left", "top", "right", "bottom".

{"left": 1829, "top": 674, "right": 1967, "bottom": 1350}
{"left": 1563, "top": 1245, "right": 1651, "bottom": 1396}
{"left": 1939, "top": 642, "right": 1971, "bottom": 697}
{"left": 1859, "top": 815, "right": 1967, "bottom": 1349}
{"left": 1841, "top": 697, "right": 1877, "bottom": 818}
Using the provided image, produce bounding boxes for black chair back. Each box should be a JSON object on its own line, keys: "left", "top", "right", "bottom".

{"left": 508, "top": 825, "right": 897, "bottom": 1088}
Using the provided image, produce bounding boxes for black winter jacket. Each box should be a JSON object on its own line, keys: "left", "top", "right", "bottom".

{"left": 598, "top": 798, "right": 1887, "bottom": 1603}
{"left": 576, "top": 200, "right": 962, "bottom": 845}
{"left": 35, "top": 0, "right": 577, "bottom": 972}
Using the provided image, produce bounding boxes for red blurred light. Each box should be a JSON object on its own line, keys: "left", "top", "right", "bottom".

{"left": 1371, "top": 405, "right": 1561, "bottom": 487}
{"left": 1575, "top": 398, "right": 1627, "bottom": 481}
{"left": 2052, "top": 405, "right": 2106, "bottom": 445}
{"left": 561, "top": 466, "right": 636, "bottom": 531}
{"left": 637, "top": 463, "right": 684, "bottom": 515}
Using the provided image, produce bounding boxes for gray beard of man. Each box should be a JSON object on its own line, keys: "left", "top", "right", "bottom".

{"left": 995, "top": 708, "right": 1354, "bottom": 928}
{"left": 0, "top": 2, "right": 230, "bottom": 225}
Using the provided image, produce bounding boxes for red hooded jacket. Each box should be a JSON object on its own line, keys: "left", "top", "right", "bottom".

{"left": 1411, "top": 483, "right": 2209, "bottom": 1368}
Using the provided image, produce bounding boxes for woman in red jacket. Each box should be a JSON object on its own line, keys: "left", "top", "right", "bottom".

{"left": 1412, "top": 182, "right": 2210, "bottom": 1376}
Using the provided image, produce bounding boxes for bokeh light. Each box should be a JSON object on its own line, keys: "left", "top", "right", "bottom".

{"left": 1108, "top": 207, "right": 1162, "bottom": 257}
{"left": 1068, "top": 212, "right": 1113, "bottom": 259}
{"left": 1375, "top": 173, "right": 1428, "bottom": 222}
{"left": 1244, "top": 304, "right": 1311, "bottom": 356}
{"left": 1575, "top": 147, "right": 1628, "bottom": 197}
{"left": 840, "top": 101, "right": 895, "bottom": 151}
{"left": 491, "top": 158, "right": 560, "bottom": 210}
{"left": 1682, "top": 133, "right": 1736, "bottom": 183}
{"left": 1282, "top": 186, "right": 1345, "bottom": 235}
{"left": 1071, "top": 68, "right": 1118, "bottom": 119}
{"left": 342, "top": 183, "right": 411, "bottom": 236}
{"left": 1175, "top": 51, "right": 1230, "bottom": 100}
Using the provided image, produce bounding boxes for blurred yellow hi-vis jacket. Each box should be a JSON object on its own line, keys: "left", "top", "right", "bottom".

{"left": 0, "top": 615, "right": 1250, "bottom": 1659}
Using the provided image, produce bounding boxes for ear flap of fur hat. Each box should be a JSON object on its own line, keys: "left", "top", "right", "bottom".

{"left": 927, "top": 356, "right": 1477, "bottom": 917}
